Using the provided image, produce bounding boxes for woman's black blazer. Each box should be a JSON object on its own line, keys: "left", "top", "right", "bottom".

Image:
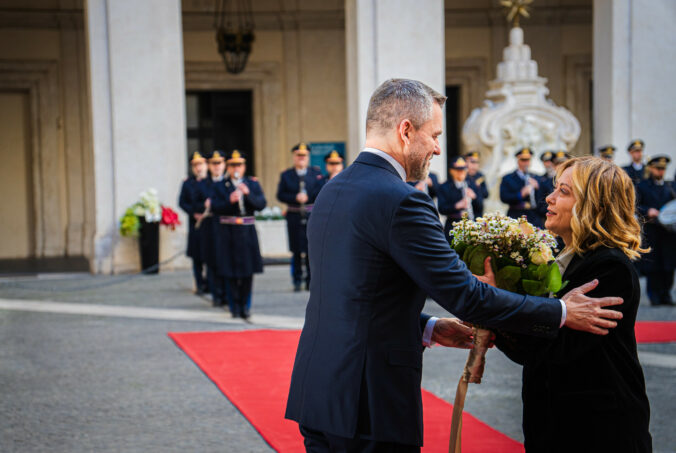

{"left": 497, "top": 247, "right": 652, "bottom": 453}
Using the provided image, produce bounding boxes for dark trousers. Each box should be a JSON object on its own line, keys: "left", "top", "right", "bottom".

{"left": 208, "top": 267, "right": 229, "bottom": 306}
{"left": 299, "top": 425, "right": 420, "bottom": 453}
{"left": 226, "top": 276, "right": 253, "bottom": 316}
{"left": 292, "top": 251, "right": 310, "bottom": 287}
{"left": 645, "top": 270, "right": 675, "bottom": 305}
{"left": 191, "top": 258, "right": 207, "bottom": 292}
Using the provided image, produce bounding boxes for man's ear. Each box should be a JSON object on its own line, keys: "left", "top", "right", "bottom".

{"left": 398, "top": 119, "right": 413, "bottom": 146}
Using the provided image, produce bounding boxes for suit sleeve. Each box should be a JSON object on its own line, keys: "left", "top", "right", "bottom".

{"left": 388, "top": 190, "right": 561, "bottom": 337}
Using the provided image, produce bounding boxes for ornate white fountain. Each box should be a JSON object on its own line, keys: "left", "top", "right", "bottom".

{"left": 462, "top": 20, "right": 581, "bottom": 212}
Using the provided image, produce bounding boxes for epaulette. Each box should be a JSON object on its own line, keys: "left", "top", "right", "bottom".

{"left": 250, "top": 176, "right": 258, "bottom": 182}
{"left": 475, "top": 176, "right": 485, "bottom": 185}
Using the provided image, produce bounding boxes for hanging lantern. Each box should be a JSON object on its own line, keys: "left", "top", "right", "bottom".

{"left": 215, "top": 0, "right": 255, "bottom": 74}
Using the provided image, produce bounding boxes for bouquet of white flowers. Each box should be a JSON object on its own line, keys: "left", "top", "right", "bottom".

{"left": 450, "top": 212, "right": 562, "bottom": 296}
{"left": 448, "top": 212, "right": 564, "bottom": 453}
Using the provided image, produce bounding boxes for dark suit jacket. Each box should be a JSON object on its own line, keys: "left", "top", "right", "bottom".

{"left": 285, "top": 152, "right": 562, "bottom": 446}
{"left": 496, "top": 247, "right": 652, "bottom": 453}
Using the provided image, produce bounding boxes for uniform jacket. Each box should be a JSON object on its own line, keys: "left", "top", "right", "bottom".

{"left": 178, "top": 177, "right": 206, "bottom": 259}
{"left": 276, "top": 166, "right": 324, "bottom": 253}
{"left": 196, "top": 178, "right": 221, "bottom": 268}
{"left": 500, "top": 170, "right": 545, "bottom": 227}
{"left": 636, "top": 178, "right": 676, "bottom": 272}
{"left": 437, "top": 178, "right": 481, "bottom": 239}
{"left": 467, "top": 171, "right": 488, "bottom": 217}
{"left": 285, "top": 151, "right": 562, "bottom": 446}
{"left": 622, "top": 164, "right": 647, "bottom": 185}
{"left": 211, "top": 176, "right": 266, "bottom": 278}
{"left": 496, "top": 247, "right": 652, "bottom": 453}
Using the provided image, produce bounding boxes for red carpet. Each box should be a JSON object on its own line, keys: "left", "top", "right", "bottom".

{"left": 169, "top": 330, "right": 523, "bottom": 453}
{"left": 635, "top": 321, "right": 676, "bottom": 343}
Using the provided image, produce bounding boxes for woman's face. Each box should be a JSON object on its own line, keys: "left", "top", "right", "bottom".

{"left": 545, "top": 167, "right": 576, "bottom": 244}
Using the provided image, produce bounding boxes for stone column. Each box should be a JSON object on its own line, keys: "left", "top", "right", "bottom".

{"left": 593, "top": 0, "right": 676, "bottom": 167}
{"left": 346, "top": 0, "right": 446, "bottom": 176}
{"left": 85, "top": 0, "right": 187, "bottom": 273}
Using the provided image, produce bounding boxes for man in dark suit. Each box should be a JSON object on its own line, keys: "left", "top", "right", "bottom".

{"left": 285, "top": 78, "right": 624, "bottom": 452}
{"left": 499, "top": 148, "right": 545, "bottom": 227}
{"left": 276, "top": 143, "right": 324, "bottom": 291}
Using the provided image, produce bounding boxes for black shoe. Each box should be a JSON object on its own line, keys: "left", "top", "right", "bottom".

{"left": 305, "top": 281, "right": 310, "bottom": 291}
{"left": 293, "top": 284, "right": 302, "bottom": 292}
{"left": 241, "top": 309, "right": 250, "bottom": 320}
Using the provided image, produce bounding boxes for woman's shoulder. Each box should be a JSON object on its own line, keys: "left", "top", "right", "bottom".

{"left": 567, "top": 247, "right": 637, "bottom": 284}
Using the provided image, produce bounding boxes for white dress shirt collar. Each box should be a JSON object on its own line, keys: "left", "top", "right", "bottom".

{"left": 362, "top": 148, "right": 406, "bottom": 181}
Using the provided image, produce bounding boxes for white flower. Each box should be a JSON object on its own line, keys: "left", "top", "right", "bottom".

{"left": 530, "top": 242, "right": 554, "bottom": 265}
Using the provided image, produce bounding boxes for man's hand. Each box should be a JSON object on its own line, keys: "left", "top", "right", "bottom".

{"left": 296, "top": 192, "right": 309, "bottom": 204}
{"left": 466, "top": 187, "right": 477, "bottom": 200}
{"left": 647, "top": 208, "right": 660, "bottom": 219}
{"left": 474, "top": 257, "right": 496, "bottom": 287}
{"left": 414, "top": 181, "right": 427, "bottom": 191}
{"left": 432, "top": 318, "right": 474, "bottom": 349}
{"left": 238, "top": 183, "right": 250, "bottom": 195}
{"left": 230, "top": 191, "right": 241, "bottom": 204}
{"left": 562, "top": 279, "right": 623, "bottom": 335}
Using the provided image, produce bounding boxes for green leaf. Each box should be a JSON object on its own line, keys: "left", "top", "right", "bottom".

{"left": 462, "top": 245, "right": 476, "bottom": 263}
{"left": 453, "top": 242, "right": 468, "bottom": 258}
{"left": 544, "top": 262, "right": 563, "bottom": 294}
{"left": 469, "top": 247, "right": 493, "bottom": 275}
{"left": 535, "top": 263, "right": 550, "bottom": 280}
{"left": 522, "top": 279, "right": 547, "bottom": 296}
{"left": 496, "top": 265, "right": 521, "bottom": 292}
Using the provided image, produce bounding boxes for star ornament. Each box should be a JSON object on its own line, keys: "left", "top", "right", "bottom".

{"left": 501, "top": 0, "right": 533, "bottom": 28}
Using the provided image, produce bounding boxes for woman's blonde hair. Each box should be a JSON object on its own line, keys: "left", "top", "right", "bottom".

{"left": 555, "top": 156, "right": 647, "bottom": 260}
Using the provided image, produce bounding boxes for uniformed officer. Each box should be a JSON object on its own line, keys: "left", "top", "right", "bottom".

{"left": 500, "top": 147, "right": 544, "bottom": 227}
{"left": 324, "top": 150, "right": 344, "bottom": 181}
{"left": 622, "top": 139, "right": 647, "bottom": 185}
{"left": 636, "top": 155, "right": 676, "bottom": 306}
{"left": 200, "top": 150, "right": 227, "bottom": 306}
{"left": 553, "top": 150, "right": 571, "bottom": 168}
{"left": 598, "top": 145, "right": 616, "bottom": 162}
{"left": 210, "top": 150, "right": 266, "bottom": 318}
{"left": 465, "top": 151, "right": 488, "bottom": 217}
{"left": 437, "top": 156, "right": 479, "bottom": 244}
{"left": 178, "top": 151, "right": 209, "bottom": 295}
{"left": 277, "top": 143, "right": 324, "bottom": 291}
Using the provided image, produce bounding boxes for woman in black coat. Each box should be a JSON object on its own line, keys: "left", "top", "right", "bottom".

{"left": 496, "top": 157, "right": 652, "bottom": 452}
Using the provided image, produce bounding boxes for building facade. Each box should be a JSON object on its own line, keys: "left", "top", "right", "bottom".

{"left": 0, "top": 0, "right": 673, "bottom": 273}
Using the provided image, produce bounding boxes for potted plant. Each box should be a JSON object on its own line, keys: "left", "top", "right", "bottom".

{"left": 119, "top": 188, "right": 180, "bottom": 273}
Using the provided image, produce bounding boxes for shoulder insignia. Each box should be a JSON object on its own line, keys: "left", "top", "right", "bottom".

{"left": 225, "top": 181, "right": 231, "bottom": 187}
{"left": 475, "top": 177, "right": 485, "bottom": 185}
{"left": 250, "top": 176, "right": 258, "bottom": 182}
{"left": 317, "top": 174, "right": 323, "bottom": 179}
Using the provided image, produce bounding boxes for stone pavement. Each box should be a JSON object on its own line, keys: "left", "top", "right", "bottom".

{"left": 0, "top": 266, "right": 674, "bottom": 452}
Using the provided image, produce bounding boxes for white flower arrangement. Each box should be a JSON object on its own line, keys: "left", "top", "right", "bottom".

{"left": 133, "top": 188, "right": 162, "bottom": 223}
{"left": 450, "top": 212, "right": 563, "bottom": 296}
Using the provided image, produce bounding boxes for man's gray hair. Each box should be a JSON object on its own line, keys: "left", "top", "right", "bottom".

{"left": 365, "top": 78, "right": 446, "bottom": 133}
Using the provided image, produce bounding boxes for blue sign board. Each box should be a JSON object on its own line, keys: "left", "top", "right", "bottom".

{"left": 310, "top": 142, "right": 345, "bottom": 174}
